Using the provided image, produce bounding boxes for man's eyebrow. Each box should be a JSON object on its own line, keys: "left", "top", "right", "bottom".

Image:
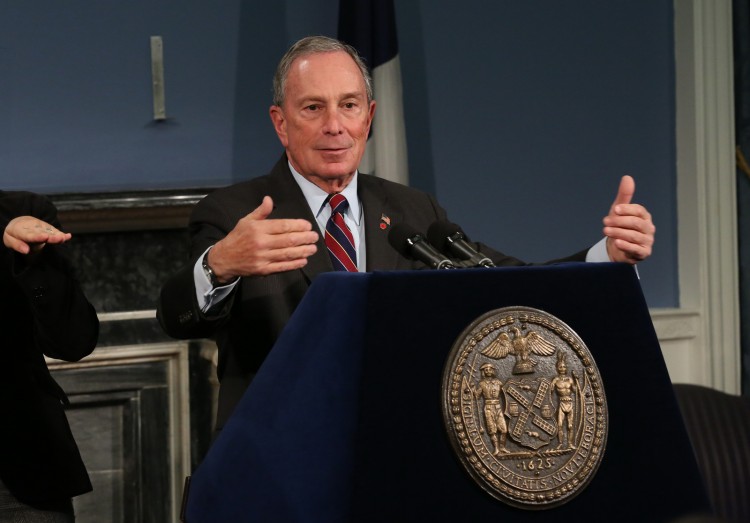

{"left": 296, "top": 92, "right": 365, "bottom": 105}
{"left": 343, "top": 91, "right": 365, "bottom": 98}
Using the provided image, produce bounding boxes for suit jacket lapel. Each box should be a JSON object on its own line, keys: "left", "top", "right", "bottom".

{"left": 359, "top": 174, "right": 403, "bottom": 270}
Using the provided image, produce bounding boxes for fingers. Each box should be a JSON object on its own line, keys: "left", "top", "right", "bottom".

{"left": 209, "top": 196, "right": 320, "bottom": 280}
{"left": 251, "top": 244, "right": 318, "bottom": 276}
{"left": 602, "top": 176, "right": 655, "bottom": 263}
{"left": 3, "top": 216, "right": 71, "bottom": 254}
{"left": 603, "top": 204, "right": 655, "bottom": 263}
{"left": 604, "top": 203, "right": 652, "bottom": 229}
{"left": 605, "top": 223, "right": 654, "bottom": 255}
{"left": 2, "top": 231, "right": 31, "bottom": 254}
{"left": 43, "top": 230, "right": 73, "bottom": 244}
{"left": 237, "top": 223, "right": 319, "bottom": 276}
{"left": 214, "top": 227, "right": 319, "bottom": 279}
{"left": 607, "top": 237, "right": 653, "bottom": 263}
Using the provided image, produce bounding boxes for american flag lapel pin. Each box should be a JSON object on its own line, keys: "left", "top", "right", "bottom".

{"left": 380, "top": 214, "right": 391, "bottom": 230}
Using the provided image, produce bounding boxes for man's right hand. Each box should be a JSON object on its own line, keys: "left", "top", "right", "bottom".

{"left": 206, "top": 196, "right": 319, "bottom": 282}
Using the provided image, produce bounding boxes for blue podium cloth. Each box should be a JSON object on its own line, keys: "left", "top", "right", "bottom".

{"left": 186, "top": 264, "right": 712, "bottom": 523}
{"left": 185, "top": 272, "right": 368, "bottom": 522}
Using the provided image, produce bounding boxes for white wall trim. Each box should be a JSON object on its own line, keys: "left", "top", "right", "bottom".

{"left": 651, "top": 308, "right": 703, "bottom": 383}
{"left": 670, "top": 0, "right": 741, "bottom": 392}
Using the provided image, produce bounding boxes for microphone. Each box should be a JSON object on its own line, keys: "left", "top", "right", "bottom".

{"left": 388, "top": 223, "right": 457, "bottom": 270}
{"left": 426, "top": 220, "right": 496, "bottom": 268}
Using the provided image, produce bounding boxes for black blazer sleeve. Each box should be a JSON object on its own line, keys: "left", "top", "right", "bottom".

{"left": 156, "top": 186, "right": 245, "bottom": 341}
{"left": 0, "top": 191, "right": 98, "bottom": 506}
{"left": 2, "top": 192, "right": 98, "bottom": 362}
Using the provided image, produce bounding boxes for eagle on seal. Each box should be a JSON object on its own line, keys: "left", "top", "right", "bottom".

{"left": 481, "top": 326, "right": 556, "bottom": 374}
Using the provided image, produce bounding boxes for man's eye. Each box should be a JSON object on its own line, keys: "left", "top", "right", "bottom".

{"left": 306, "top": 104, "right": 319, "bottom": 111}
{"left": 344, "top": 103, "right": 356, "bottom": 109}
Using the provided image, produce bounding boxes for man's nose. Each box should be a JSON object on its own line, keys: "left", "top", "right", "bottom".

{"left": 322, "top": 109, "right": 344, "bottom": 134}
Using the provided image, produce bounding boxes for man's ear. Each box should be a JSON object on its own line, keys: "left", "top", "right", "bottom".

{"left": 365, "top": 100, "right": 376, "bottom": 135}
{"left": 269, "top": 105, "right": 288, "bottom": 147}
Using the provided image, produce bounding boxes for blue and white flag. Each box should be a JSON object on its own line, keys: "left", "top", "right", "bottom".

{"left": 338, "top": 0, "right": 409, "bottom": 185}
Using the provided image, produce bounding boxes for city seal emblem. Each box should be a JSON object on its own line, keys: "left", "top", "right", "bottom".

{"left": 441, "top": 306, "right": 608, "bottom": 509}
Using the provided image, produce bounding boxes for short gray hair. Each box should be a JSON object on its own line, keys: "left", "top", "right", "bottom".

{"left": 272, "top": 35, "right": 373, "bottom": 107}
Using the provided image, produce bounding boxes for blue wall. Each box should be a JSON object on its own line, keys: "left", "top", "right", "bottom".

{"left": 398, "top": 1, "right": 676, "bottom": 309}
{"left": 0, "top": 0, "right": 676, "bottom": 308}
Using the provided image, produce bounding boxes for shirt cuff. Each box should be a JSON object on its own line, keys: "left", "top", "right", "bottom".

{"left": 585, "top": 237, "right": 610, "bottom": 263}
{"left": 193, "top": 246, "right": 239, "bottom": 313}
{"left": 585, "top": 237, "right": 640, "bottom": 278}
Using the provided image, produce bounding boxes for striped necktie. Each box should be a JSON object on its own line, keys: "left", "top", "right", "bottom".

{"left": 325, "top": 194, "right": 358, "bottom": 272}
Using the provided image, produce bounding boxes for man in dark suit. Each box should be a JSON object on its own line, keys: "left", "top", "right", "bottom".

{"left": 0, "top": 191, "right": 99, "bottom": 522}
{"left": 157, "top": 36, "right": 655, "bottom": 432}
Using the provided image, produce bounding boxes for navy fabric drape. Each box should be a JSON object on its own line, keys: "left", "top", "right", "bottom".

{"left": 184, "top": 265, "right": 711, "bottom": 522}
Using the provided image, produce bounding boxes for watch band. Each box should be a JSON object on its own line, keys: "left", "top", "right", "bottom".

{"left": 202, "top": 247, "right": 221, "bottom": 287}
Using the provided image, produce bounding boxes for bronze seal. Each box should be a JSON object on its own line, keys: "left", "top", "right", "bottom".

{"left": 442, "top": 306, "right": 607, "bottom": 509}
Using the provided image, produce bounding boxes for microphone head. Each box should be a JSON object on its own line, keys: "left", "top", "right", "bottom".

{"left": 388, "top": 222, "right": 422, "bottom": 257}
{"left": 427, "top": 220, "right": 463, "bottom": 251}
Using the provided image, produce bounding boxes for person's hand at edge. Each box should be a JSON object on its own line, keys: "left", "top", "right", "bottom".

{"left": 3, "top": 216, "right": 71, "bottom": 255}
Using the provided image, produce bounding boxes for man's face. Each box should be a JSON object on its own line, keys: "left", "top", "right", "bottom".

{"left": 269, "top": 51, "right": 375, "bottom": 191}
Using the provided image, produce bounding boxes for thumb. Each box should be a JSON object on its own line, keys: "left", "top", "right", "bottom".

{"left": 248, "top": 196, "right": 274, "bottom": 221}
{"left": 611, "top": 175, "right": 635, "bottom": 210}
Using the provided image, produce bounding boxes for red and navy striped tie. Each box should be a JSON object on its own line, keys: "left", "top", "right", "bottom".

{"left": 325, "top": 194, "right": 358, "bottom": 272}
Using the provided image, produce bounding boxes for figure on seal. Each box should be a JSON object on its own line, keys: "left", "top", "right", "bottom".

{"left": 470, "top": 363, "right": 510, "bottom": 456}
{"left": 550, "top": 352, "right": 578, "bottom": 450}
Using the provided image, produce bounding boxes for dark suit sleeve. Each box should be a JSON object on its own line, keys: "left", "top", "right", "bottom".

{"left": 156, "top": 261, "right": 235, "bottom": 340}
{"left": 474, "top": 241, "right": 589, "bottom": 266}
{"left": 7, "top": 193, "right": 98, "bottom": 362}
{"left": 157, "top": 192, "right": 238, "bottom": 340}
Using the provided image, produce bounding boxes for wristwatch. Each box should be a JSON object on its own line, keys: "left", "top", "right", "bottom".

{"left": 202, "top": 247, "right": 221, "bottom": 287}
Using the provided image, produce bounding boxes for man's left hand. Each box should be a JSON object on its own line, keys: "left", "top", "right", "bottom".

{"left": 603, "top": 175, "right": 655, "bottom": 264}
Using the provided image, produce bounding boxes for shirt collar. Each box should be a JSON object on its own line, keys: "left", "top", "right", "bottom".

{"left": 288, "top": 162, "right": 361, "bottom": 225}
